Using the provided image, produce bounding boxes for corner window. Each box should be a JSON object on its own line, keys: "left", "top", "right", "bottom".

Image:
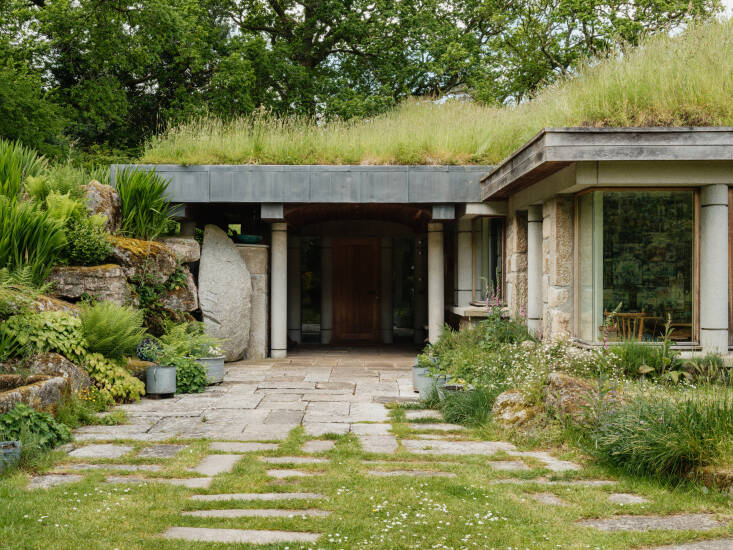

{"left": 472, "top": 218, "right": 504, "bottom": 303}
{"left": 576, "top": 190, "right": 696, "bottom": 343}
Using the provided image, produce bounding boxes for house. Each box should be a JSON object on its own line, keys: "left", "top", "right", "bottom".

{"left": 114, "top": 126, "right": 733, "bottom": 358}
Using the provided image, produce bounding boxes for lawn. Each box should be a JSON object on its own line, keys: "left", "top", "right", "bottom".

{"left": 141, "top": 20, "right": 733, "bottom": 166}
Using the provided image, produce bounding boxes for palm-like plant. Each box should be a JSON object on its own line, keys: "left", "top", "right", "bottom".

{"left": 115, "top": 168, "right": 178, "bottom": 240}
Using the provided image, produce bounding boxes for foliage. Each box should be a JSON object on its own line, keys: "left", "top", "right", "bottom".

{"left": 25, "top": 162, "right": 106, "bottom": 203}
{"left": 0, "top": 267, "right": 46, "bottom": 320}
{"left": 115, "top": 168, "right": 177, "bottom": 240}
{"left": 79, "top": 301, "right": 146, "bottom": 360}
{"left": 0, "top": 312, "right": 86, "bottom": 361}
{"left": 130, "top": 263, "right": 189, "bottom": 334}
{"left": 44, "top": 192, "right": 84, "bottom": 223}
{"left": 0, "top": 330, "right": 23, "bottom": 363}
{"left": 440, "top": 387, "right": 493, "bottom": 426}
{"left": 54, "top": 387, "right": 114, "bottom": 429}
{"left": 0, "top": 139, "right": 47, "bottom": 199}
{"left": 0, "top": 197, "right": 66, "bottom": 285}
{"left": 158, "top": 321, "right": 221, "bottom": 359}
{"left": 144, "top": 20, "right": 733, "bottom": 165}
{"left": 590, "top": 386, "right": 733, "bottom": 478}
{"left": 0, "top": 404, "right": 71, "bottom": 450}
{"left": 82, "top": 352, "right": 145, "bottom": 402}
{"left": 60, "top": 212, "right": 113, "bottom": 266}
{"left": 164, "top": 356, "right": 206, "bottom": 394}
{"left": 136, "top": 338, "right": 162, "bottom": 362}
{"left": 684, "top": 353, "right": 733, "bottom": 386}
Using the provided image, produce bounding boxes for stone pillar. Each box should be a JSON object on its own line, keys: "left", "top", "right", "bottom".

{"left": 542, "top": 197, "right": 574, "bottom": 341}
{"left": 527, "top": 205, "right": 543, "bottom": 334}
{"left": 270, "top": 223, "right": 287, "bottom": 358}
{"left": 380, "top": 237, "right": 393, "bottom": 344}
{"left": 320, "top": 237, "right": 333, "bottom": 344}
{"left": 504, "top": 211, "right": 528, "bottom": 317}
{"left": 287, "top": 236, "right": 301, "bottom": 344}
{"left": 427, "top": 222, "right": 445, "bottom": 344}
{"left": 413, "top": 236, "right": 427, "bottom": 344}
{"left": 455, "top": 218, "right": 473, "bottom": 306}
{"left": 700, "top": 184, "right": 729, "bottom": 352}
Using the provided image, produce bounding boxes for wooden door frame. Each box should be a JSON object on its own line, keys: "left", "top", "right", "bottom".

{"left": 332, "top": 237, "right": 381, "bottom": 344}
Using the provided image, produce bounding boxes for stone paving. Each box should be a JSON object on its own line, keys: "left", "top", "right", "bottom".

{"left": 27, "top": 347, "right": 730, "bottom": 547}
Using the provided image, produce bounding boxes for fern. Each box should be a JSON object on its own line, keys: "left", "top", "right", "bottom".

{"left": 80, "top": 301, "right": 147, "bottom": 360}
{"left": 0, "top": 267, "right": 49, "bottom": 319}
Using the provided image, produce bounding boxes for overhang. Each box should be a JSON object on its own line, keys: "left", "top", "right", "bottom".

{"left": 111, "top": 164, "right": 491, "bottom": 204}
{"left": 480, "top": 127, "right": 733, "bottom": 200}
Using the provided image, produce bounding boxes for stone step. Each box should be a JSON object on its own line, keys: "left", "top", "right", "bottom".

{"left": 488, "top": 460, "right": 530, "bottom": 471}
{"left": 302, "top": 440, "right": 335, "bottom": 453}
{"left": 162, "top": 527, "right": 320, "bottom": 544}
{"left": 260, "top": 456, "right": 328, "bottom": 464}
{"left": 408, "top": 423, "right": 466, "bottom": 432}
{"left": 210, "top": 442, "right": 279, "bottom": 453}
{"left": 489, "top": 478, "right": 615, "bottom": 487}
{"left": 267, "top": 469, "right": 317, "bottom": 478}
{"left": 68, "top": 444, "right": 134, "bottom": 459}
{"left": 367, "top": 470, "right": 457, "bottom": 478}
{"left": 191, "top": 492, "right": 325, "bottom": 502}
{"left": 402, "top": 439, "right": 515, "bottom": 455}
{"left": 652, "top": 540, "right": 733, "bottom": 550}
{"left": 358, "top": 435, "right": 398, "bottom": 453}
{"left": 529, "top": 493, "right": 566, "bottom": 506}
{"left": 105, "top": 476, "right": 213, "bottom": 488}
{"left": 577, "top": 514, "right": 723, "bottom": 532}
{"left": 508, "top": 450, "right": 580, "bottom": 472}
{"left": 138, "top": 444, "right": 187, "bottom": 458}
{"left": 27, "top": 474, "right": 83, "bottom": 489}
{"left": 608, "top": 493, "right": 649, "bottom": 505}
{"left": 189, "top": 454, "right": 241, "bottom": 475}
{"left": 59, "top": 463, "right": 162, "bottom": 472}
{"left": 404, "top": 410, "right": 443, "bottom": 421}
{"left": 182, "top": 509, "right": 331, "bottom": 518}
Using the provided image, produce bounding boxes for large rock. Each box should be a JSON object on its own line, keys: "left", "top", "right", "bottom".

{"left": 492, "top": 390, "right": 536, "bottom": 428}
{"left": 198, "top": 225, "right": 251, "bottom": 361}
{"left": 82, "top": 180, "right": 121, "bottom": 232}
{"left": 0, "top": 375, "right": 68, "bottom": 414}
{"left": 27, "top": 353, "right": 91, "bottom": 393}
{"left": 543, "top": 372, "right": 594, "bottom": 423}
{"left": 237, "top": 245, "right": 268, "bottom": 360}
{"left": 110, "top": 236, "right": 178, "bottom": 284}
{"left": 158, "top": 237, "right": 200, "bottom": 264}
{"left": 160, "top": 266, "right": 199, "bottom": 312}
{"left": 48, "top": 265, "right": 130, "bottom": 305}
{"left": 31, "top": 295, "right": 79, "bottom": 316}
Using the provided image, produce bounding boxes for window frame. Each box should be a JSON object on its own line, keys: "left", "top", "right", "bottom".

{"left": 470, "top": 216, "right": 506, "bottom": 306}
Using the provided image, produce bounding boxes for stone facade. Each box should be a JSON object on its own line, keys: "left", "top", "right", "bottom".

{"left": 237, "top": 245, "right": 268, "bottom": 360}
{"left": 541, "top": 197, "right": 574, "bottom": 340}
{"left": 504, "top": 211, "right": 528, "bottom": 317}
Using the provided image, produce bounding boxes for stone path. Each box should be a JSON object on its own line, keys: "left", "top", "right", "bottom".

{"left": 578, "top": 513, "right": 724, "bottom": 532}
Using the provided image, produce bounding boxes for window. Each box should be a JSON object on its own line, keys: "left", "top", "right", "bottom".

{"left": 472, "top": 218, "right": 504, "bottom": 303}
{"left": 576, "top": 190, "right": 696, "bottom": 343}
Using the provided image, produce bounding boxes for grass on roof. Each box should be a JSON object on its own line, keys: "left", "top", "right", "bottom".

{"left": 142, "top": 19, "right": 733, "bottom": 166}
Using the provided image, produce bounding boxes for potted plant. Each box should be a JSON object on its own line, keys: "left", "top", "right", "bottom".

{"left": 137, "top": 338, "right": 176, "bottom": 397}
{"left": 414, "top": 355, "right": 440, "bottom": 399}
{"left": 155, "top": 322, "right": 225, "bottom": 386}
{"left": 195, "top": 343, "right": 225, "bottom": 385}
{"left": 0, "top": 440, "right": 21, "bottom": 472}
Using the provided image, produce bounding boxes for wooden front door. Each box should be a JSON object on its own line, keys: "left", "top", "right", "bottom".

{"left": 333, "top": 238, "right": 380, "bottom": 343}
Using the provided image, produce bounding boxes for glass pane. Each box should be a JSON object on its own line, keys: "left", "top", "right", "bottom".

{"left": 601, "top": 191, "right": 694, "bottom": 342}
{"left": 473, "top": 218, "right": 504, "bottom": 302}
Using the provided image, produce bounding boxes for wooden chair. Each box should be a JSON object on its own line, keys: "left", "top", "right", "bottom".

{"left": 605, "top": 310, "right": 646, "bottom": 341}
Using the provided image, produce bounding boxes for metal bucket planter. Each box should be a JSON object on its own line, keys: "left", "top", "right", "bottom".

{"left": 196, "top": 356, "right": 225, "bottom": 385}
{"left": 438, "top": 382, "right": 470, "bottom": 402}
{"left": 145, "top": 365, "right": 176, "bottom": 397}
{"left": 412, "top": 363, "right": 429, "bottom": 393}
{"left": 0, "top": 441, "right": 21, "bottom": 472}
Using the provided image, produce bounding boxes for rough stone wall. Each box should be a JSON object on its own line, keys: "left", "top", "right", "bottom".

{"left": 237, "top": 245, "right": 269, "bottom": 360}
{"left": 542, "top": 197, "right": 574, "bottom": 340}
{"left": 504, "top": 211, "right": 528, "bottom": 317}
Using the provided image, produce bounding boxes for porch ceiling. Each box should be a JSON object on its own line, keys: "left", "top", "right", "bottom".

{"left": 284, "top": 203, "right": 432, "bottom": 230}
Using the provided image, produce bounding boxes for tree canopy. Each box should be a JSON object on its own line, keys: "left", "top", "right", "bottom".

{"left": 0, "top": 0, "right": 720, "bottom": 158}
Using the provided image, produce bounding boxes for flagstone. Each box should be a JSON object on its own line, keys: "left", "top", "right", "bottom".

{"left": 191, "top": 492, "right": 325, "bottom": 502}
{"left": 190, "top": 454, "right": 241, "bottom": 475}
{"left": 137, "top": 444, "right": 187, "bottom": 458}
{"left": 210, "top": 442, "right": 279, "bottom": 452}
{"left": 508, "top": 450, "right": 580, "bottom": 472}
{"left": 651, "top": 540, "right": 733, "bottom": 549}
{"left": 106, "top": 476, "right": 213, "bottom": 488}
{"left": 402, "top": 440, "right": 515, "bottom": 455}
{"left": 260, "top": 456, "right": 329, "bottom": 464}
{"left": 489, "top": 460, "right": 530, "bottom": 471}
{"left": 267, "top": 469, "right": 317, "bottom": 478}
{"left": 489, "top": 478, "right": 616, "bottom": 486}
{"left": 577, "top": 514, "right": 723, "bottom": 532}
{"left": 359, "top": 435, "right": 398, "bottom": 453}
{"left": 265, "top": 410, "right": 304, "bottom": 424}
{"left": 302, "top": 440, "right": 336, "bottom": 453}
{"left": 529, "top": 492, "right": 567, "bottom": 506}
{"left": 27, "top": 474, "right": 83, "bottom": 489}
{"left": 304, "top": 422, "right": 350, "bottom": 436}
{"left": 350, "top": 423, "right": 392, "bottom": 435}
{"left": 405, "top": 410, "right": 443, "bottom": 420}
{"left": 162, "top": 527, "right": 320, "bottom": 544}
{"left": 182, "top": 509, "right": 331, "bottom": 518}
{"left": 608, "top": 493, "right": 650, "bottom": 505}
{"left": 368, "top": 470, "right": 457, "bottom": 478}
{"left": 408, "top": 423, "right": 466, "bottom": 432}
{"left": 62, "top": 463, "right": 163, "bottom": 472}
{"left": 68, "top": 444, "right": 134, "bottom": 459}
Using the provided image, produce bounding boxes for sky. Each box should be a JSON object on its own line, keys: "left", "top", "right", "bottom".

{"left": 725, "top": 0, "right": 733, "bottom": 16}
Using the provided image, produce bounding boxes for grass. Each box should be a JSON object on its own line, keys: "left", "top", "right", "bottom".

{"left": 1, "top": 422, "right": 732, "bottom": 549}
{"left": 142, "top": 19, "right": 733, "bottom": 166}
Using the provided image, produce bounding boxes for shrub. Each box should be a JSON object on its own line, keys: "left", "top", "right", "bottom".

{"left": 79, "top": 301, "right": 146, "bottom": 360}
{"left": 0, "top": 197, "right": 67, "bottom": 284}
{"left": 0, "top": 311, "right": 86, "bottom": 361}
{"left": 0, "top": 404, "right": 71, "bottom": 450}
{"left": 158, "top": 321, "right": 221, "bottom": 358}
{"left": 115, "top": 168, "right": 178, "bottom": 240}
{"left": 61, "top": 212, "right": 113, "bottom": 266}
{"left": 590, "top": 387, "right": 733, "bottom": 478}
{"left": 83, "top": 352, "right": 145, "bottom": 402}
{"left": 0, "top": 139, "right": 46, "bottom": 199}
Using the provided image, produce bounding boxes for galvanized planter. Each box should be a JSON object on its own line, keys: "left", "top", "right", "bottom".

{"left": 0, "top": 440, "right": 21, "bottom": 472}
{"left": 145, "top": 365, "right": 176, "bottom": 397}
{"left": 196, "top": 356, "right": 225, "bottom": 385}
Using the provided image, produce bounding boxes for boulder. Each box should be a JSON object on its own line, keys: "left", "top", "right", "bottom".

{"left": 27, "top": 353, "right": 91, "bottom": 393}
{"left": 0, "top": 375, "right": 68, "bottom": 414}
{"left": 157, "top": 237, "right": 200, "bottom": 264}
{"left": 691, "top": 465, "right": 733, "bottom": 493}
{"left": 543, "top": 372, "right": 594, "bottom": 423}
{"left": 82, "top": 180, "right": 121, "bottom": 232}
{"left": 48, "top": 264, "right": 130, "bottom": 305}
{"left": 198, "top": 225, "right": 251, "bottom": 361}
{"left": 160, "top": 266, "right": 199, "bottom": 312}
{"left": 31, "top": 295, "right": 79, "bottom": 316}
{"left": 492, "top": 390, "right": 536, "bottom": 428}
{"left": 110, "top": 236, "right": 178, "bottom": 284}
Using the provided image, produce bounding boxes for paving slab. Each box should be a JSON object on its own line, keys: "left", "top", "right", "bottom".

{"left": 529, "top": 492, "right": 567, "bottom": 506}
{"left": 577, "top": 514, "right": 723, "bottom": 532}
{"left": 489, "top": 460, "right": 530, "bottom": 471}
{"left": 191, "top": 492, "right": 325, "bottom": 502}
{"left": 72, "top": 432, "right": 170, "bottom": 442}
{"left": 489, "top": 478, "right": 616, "bottom": 487}
{"left": 651, "top": 540, "right": 733, "bottom": 550}
{"left": 137, "top": 444, "right": 187, "bottom": 458}
{"left": 303, "top": 422, "right": 350, "bottom": 436}
{"left": 260, "top": 456, "right": 329, "bottom": 464}
{"left": 508, "top": 451, "right": 581, "bottom": 472}
{"left": 162, "top": 527, "right": 320, "bottom": 544}
{"left": 182, "top": 509, "right": 331, "bottom": 518}
{"left": 210, "top": 442, "right": 279, "bottom": 453}
{"left": 359, "top": 435, "right": 398, "bottom": 453}
{"left": 405, "top": 410, "right": 443, "bottom": 420}
{"left": 68, "top": 444, "right": 134, "bottom": 459}
{"left": 302, "top": 440, "right": 336, "bottom": 453}
{"left": 368, "top": 470, "right": 457, "bottom": 478}
{"left": 105, "top": 476, "right": 213, "bottom": 488}
{"left": 27, "top": 474, "right": 83, "bottom": 489}
{"left": 608, "top": 493, "right": 650, "bottom": 505}
{"left": 372, "top": 395, "right": 420, "bottom": 404}
{"left": 348, "top": 403, "right": 389, "bottom": 422}
{"left": 307, "top": 401, "right": 351, "bottom": 415}
{"left": 62, "top": 463, "right": 162, "bottom": 472}
{"left": 265, "top": 410, "right": 305, "bottom": 424}
{"left": 402, "top": 440, "right": 515, "bottom": 455}
{"left": 408, "top": 423, "right": 466, "bottom": 432}
{"left": 350, "top": 423, "right": 392, "bottom": 436}
{"left": 267, "top": 469, "right": 317, "bottom": 478}
{"left": 190, "top": 454, "right": 241, "bottom": 475}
